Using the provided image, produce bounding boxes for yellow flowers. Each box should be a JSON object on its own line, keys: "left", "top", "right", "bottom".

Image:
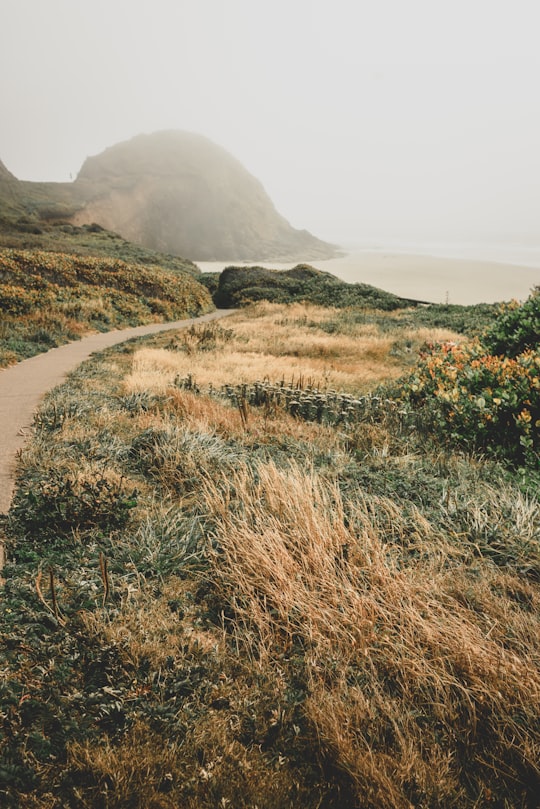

{"left": 0, "top": 248, "right": 211, "bottom": 315}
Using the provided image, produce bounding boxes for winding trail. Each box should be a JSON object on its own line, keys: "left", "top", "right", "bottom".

{"left": 0, "top": 310, "right": 235, "bottom": 568}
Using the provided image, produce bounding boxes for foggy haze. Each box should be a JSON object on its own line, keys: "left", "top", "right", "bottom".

{"left": 2, "top": 0, "right": 540, "bottom": 249}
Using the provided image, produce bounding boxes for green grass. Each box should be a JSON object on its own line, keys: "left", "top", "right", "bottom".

{"left": 1, "top": 303, "right": 539, "bottom": 808}
{"left": 303, "top": 301, "right": 500, "bottom": 337}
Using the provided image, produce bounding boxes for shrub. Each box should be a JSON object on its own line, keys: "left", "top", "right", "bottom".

{"left": 212, "top": 265, "right": 409, "bottom": 310}
{"left": 401, "top": 290, "right": 540, "bottom": 468}
{"left": 482, "top": 286, "right": 540, "bottom": 357}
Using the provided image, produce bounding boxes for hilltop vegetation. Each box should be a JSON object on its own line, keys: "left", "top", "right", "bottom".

{"left": 0, "top": 248, "right": 212, "bottom": 366}
{"left": 1, "top": 294, "right": 538, "bottom": 808}
{"left": 0, "top": 220, "right": 201, "bottom": 277}
{"left": 203, "top": 264, "right": 410, "bottom": 309}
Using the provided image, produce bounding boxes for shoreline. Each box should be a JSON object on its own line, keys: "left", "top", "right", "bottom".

{"left": 196, "top": 250, "right": 540, "bottom": 306}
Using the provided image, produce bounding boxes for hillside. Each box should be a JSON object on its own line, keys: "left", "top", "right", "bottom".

{"left": 0, "top": 131, "right": 338, "bottom": 262}
{"left": 0, "top": 248, "right": 213, "bottom": 366}
{"left": 0, "top": 220, "right": 201, "bottom": 277}
{"left": 1, "top": 297, "right": 538, "bottom": 808}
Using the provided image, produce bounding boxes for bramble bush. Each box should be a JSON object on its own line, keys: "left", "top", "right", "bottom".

{"left": 402, "top": 289, "right": 540, "bottom": 468}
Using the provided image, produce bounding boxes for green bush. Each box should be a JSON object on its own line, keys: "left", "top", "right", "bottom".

{"left": 212, "top": 264, "right": 410, "bottom": 310}
{"left": 482, "top": 286, "right": 540, "bottom": 357}
{"left": 401, "top": 290, "right": 540, "bottom": 468}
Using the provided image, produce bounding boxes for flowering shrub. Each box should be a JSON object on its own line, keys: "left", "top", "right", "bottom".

{"left": 403, "top": 291, "right": 540, "bottom": 467}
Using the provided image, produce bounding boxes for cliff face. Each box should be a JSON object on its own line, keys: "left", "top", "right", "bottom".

{"left": 70, "top": 131, "right": 338, "bottom": 261}
{"left": 0, "top": 160, "right": 17, "bottom": 182}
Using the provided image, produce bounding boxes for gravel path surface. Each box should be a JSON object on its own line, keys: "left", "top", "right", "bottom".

{"left": 0, "top": 310, "right": 235, "bottom": 567}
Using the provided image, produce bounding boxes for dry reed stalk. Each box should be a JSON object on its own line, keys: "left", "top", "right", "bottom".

{"left": 35, "top": 568, "right": 66, "bottom": 626}
{"left": 99, "top": 551, "right": 110, "bottom": 606}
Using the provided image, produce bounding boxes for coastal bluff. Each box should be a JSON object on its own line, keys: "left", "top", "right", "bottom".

{"left": 0, "top": 132, "right": 338, "bottom": 263}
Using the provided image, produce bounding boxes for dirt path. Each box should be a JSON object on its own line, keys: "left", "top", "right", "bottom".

{"left": 0, "top": 310, "right": 235, "bottom": 569}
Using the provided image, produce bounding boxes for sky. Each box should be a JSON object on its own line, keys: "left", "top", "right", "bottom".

{"left": 1, "top": 0, "right": 540, "bottom": 247}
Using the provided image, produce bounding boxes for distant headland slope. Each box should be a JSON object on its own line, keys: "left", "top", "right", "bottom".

{"left": 0, "top": 131, "right": 339, "bottom": 262}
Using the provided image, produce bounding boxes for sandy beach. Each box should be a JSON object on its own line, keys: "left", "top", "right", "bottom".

{"left": 197, "top": 250, "right": 540, "bottom": 306}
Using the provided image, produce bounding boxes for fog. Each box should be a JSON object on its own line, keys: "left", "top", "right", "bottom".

{"left": 2, "top": 0, "right": 540, "bottom": 250}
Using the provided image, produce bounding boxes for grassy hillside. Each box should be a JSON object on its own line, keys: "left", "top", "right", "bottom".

{"left": 0, "top": 166, "right": 200, "bottom": 276}
{"left": 0, "top": 248, "right": 213, "bottom": 367}
{"left": 1, "top": 299, "right": 538, "bottom": 808}
{"left": 0, "top": 220, "right": 201, "bottom": 277}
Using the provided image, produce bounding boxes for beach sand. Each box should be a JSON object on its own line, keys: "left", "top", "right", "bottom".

{"left": 197, "top": 252, "right": 540, "bottom": 306}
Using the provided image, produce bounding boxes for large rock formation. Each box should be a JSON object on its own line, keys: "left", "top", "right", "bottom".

{"left": 69, "top": 131, "right": 337, "bottom": 261}
{"left": 0, "top": 132, "right": 338, "bottom": 261}
{"left": 0, "top": 160, "right": 17, "bottom": 183}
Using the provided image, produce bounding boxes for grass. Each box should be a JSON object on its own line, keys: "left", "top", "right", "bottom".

{"left": 0, "top": 220, "right": 201, "bottom": 277}
{"left": 0, "top": 248, "right": 213, "bottom": 366}
{"left": 123, "top": 302, "right": 464, "bottom": 395}
{"left": 1, "top": 301, "right": 539, "bottom": 808}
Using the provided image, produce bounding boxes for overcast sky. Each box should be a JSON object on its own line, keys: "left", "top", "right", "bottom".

{"left": 1, "top": 0, "right": 540, "bottom": 246}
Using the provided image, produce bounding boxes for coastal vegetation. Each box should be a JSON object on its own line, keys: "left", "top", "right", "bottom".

{"left": 400, "top": 287, "right": 540, "bottom": 471}
{"left": 0, "top": 220, "right": 202, "bottom": 277}
{"left": 0, "top": 248, "right": 212, "bottom": 366}
{"left": 202, "top": 264, "right": 410, "bottom": 309}
{"left": 1, "top": 290, "right": 538, "bottom": 808}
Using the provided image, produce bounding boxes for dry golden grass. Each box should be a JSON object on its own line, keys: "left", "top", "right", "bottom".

{"left": 202, "top": 461, "right": 540, "bottom": 808}
{"left": 67, "top": 720, "right": 184, "bottom": 809}
{"left": 160, "top": 388, "right": 347, "bottom": 458}
{"left": 66, "top": 713, "right": 333, "bottom": 809}
{"left": 123, "top": 303, "right": 463, "bottom": 395}
{"left": 5, "top": 299, "right": 539, "bottom": 809}
{"left": 81, "top": 577, "right": 222, "bottom": 670}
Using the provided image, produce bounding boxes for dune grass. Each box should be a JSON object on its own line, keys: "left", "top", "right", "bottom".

{"left": 1, "top": 301, "right": 539, "bottom": 808}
